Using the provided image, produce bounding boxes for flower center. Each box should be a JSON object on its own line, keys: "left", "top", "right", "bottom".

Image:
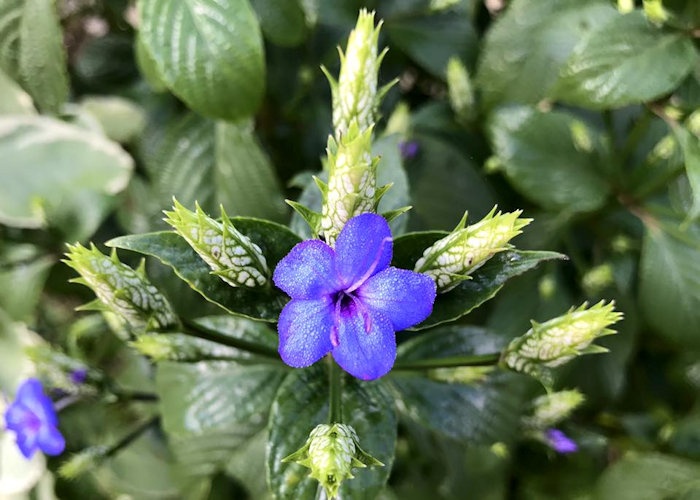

{"left": 331, "top": 291, "right": 373, "bottom": 347}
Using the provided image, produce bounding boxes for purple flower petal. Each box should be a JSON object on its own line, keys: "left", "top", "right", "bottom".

{"left": 4, "top": 378, "right": 65, "bottom": 459}
{"left": 358, "top": 267, "right": 436, "bottom": 331}
{"left": 15, "top": 427, "right": 39, "bottom": 459}
{"left": 335, "top": 214, "right": 392, "bottom": 290}
{"left": 273, "top": 240, "right": 339, "bottom": 299}
{"left": 37, "top": 424, "right": 65, "bottom": 456}
{"left": 4, "top": 403, "right": 37, "bottom": 433}
{"left": 546, "top": 429, "right": 578, "bottom": 454}
{"left": 332, "top": 303, "right": 396, "bottom": 380}
{"left": 278, "top": 297, "right": 335, "bottom": 367}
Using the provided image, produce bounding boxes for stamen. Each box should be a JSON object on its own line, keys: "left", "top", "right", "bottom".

{"left": 345, "top": 236, "right": 392, "bottom": 293}
{"left": 350, "top": 294, "right": 373, "bottom": 334}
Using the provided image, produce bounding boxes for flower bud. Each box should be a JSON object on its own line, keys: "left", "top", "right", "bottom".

{"left": 524, "top": 389, "right": 585, "bottom": 429}
{"left": 64, "top": 244, "right": 177, "bottom": 330}
{"left": 283, "top": 423, "right": 383, "bottom": 499}
{"left": 415, "top": 207, "right": 532, "bottom": 292}
{"left": 501, "top": 301, "right": 623, "bottom": 386}
{"left": 58, "top": 446, "right": 108, "bottom": 479}
{"left": 163, "top": 199, "right": 269, "bottom": 288}
{"left": 325, "top": 9, "right": 389, "bottom": 138}
{"left": 446, "top": 57, "right": 475, "bottom": 124}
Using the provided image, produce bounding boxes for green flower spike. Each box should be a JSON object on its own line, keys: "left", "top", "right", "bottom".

{"left": 283, "top": 423, "right": 383, "bottom": 499}
{"left": 64, "top": 244, "right": 177, "bottom": 330}
{"left": 414, "top": 207, "right": 532, "bottom": 293}
{"left": 323, "top": 9, "right": 392, "bottom": 138}
{"left": 501, "top": 301, "right": 623, "bottom": 387}
{"left": 163, "top": 199, "right": 269, "bottom": 288}
{"left": 524, "top": 389, "right": 586, "bottom": 429}
{"left": 319, "top": 123, "right": 393, "bottom": 245}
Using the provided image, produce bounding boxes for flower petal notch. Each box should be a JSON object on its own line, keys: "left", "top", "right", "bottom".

{"left": 4, "top": 379, "right": 65, "bottom": 459}
{"left": 273, "top": 213, "right": 436, "bottom": 380}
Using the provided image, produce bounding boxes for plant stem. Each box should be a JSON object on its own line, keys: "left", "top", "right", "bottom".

{"left": 181, "top": 318, "right": 280, "bottom": 359}
{"left": 105, "top": 417, "right": 159, "bottom": 459}
{"left": 393, "top": 352, "right": 501, "bottom": 371}
{"left": 328, "top": 356, "right": 343, "bottom": 423}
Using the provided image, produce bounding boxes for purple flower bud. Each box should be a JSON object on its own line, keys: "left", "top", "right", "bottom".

{"left": 69, "top": 368, "right": 88, "bottom": 385}
{"left": 545, "top": 429, "right": 578, "bottom": 454}
{"left": 399, "top": 140, "right": 419, "bottom": 160}
{"left": 4, "top": 378, "right": 65, "bottom": 458}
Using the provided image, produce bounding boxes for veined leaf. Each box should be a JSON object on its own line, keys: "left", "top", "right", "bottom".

{"left": 674, "top": 126, "right": 700, "bottom": 221}
{"left": 394, "top": 231, "right": 565, "bottom": 329}
{"left": 553, "top": 11, "right": 698, "bottom": 109}
{"left": 138, "top": 0, "right": 265, "bottom": 121}
{"left": 595, "top": 452, "right": 700, "bottom": 500}
{"left": 488, "top": 106, "right": 609, "bottom": 213}
{"left": 157, "top": 360, "right": 286, "bottom": 479}
{"left": 143, "top": 113, "right": 287, "bottom": 222}
{"left": 390, "top": 371, "right": 526, "bottom": 445}
{"left": 639, "top": 215, "right": 700, "bottom": 348}
{"left": 0, "top": 115, "right": 132, "bottom": 238}
{"left": 267, "top": 365, "right": 396, "bottom": 500}
{"left": 476, "top": 0, "right": 615, "bottom": 108}
{"left": 107, "top": 220, "right": 301, "bottom": 322}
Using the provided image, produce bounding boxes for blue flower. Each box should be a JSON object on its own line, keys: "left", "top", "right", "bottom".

{"left": 274, "top": 213, "right": 436, "bottom": 380}
{"left": 4, "top": 378, "right": 65, "bottom": 459}
{"left": 545, "top": 428, "right": 578, "bottom": 454}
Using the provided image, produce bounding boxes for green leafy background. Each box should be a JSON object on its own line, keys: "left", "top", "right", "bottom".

{"left": 2, "top": 0, "right": 700, "bottom": 498}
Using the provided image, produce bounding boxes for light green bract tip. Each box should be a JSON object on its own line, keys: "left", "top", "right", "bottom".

{"left": 524, "top": 389, "right": 586, "bottom": 429}
{"left": 64, "top": 244, "right": 177, "bottom": 330}
{"left": 283, "top": 423, "right": 383, "bottom": 499}
{"left": 414, "top": 206, "right": 532, "bottom": 293}
{"left": 164, "top": 199, "right": 269, "bottom": 288}
{"left": 325, "top": 9, "right": 390, "bottom": 138}
{"left": 501, "top": 301, "right": 623, "bottom": 387}
{"left": 446, "top": 56, "right": 475, "bottom": 124}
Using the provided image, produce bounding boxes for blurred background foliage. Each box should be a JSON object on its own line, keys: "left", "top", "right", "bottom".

{"left": 1, "top": 0, "right": 699, "bottom": 498}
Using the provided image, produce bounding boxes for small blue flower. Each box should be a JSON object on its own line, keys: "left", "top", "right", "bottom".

{"left": 274, "top": 213, "right": 436, "bottom": 380}
{"left": 399, "top": 140, "right": 419, "bottom": 160}
{"left": 545, "top": 428, "right": 578, "bottom": 454}
{"left": 69, "top": 368, "right": 88, "bottom": 385}
{"left": 4, "top": 378, "right": 65, "bottom": 459}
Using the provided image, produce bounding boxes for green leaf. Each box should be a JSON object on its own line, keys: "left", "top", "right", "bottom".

{"left": 386, "top": 10, "right": 477, "bottom": 78}
{"left": 138, "top": 0, "right": 265, "bottom": 121}
{"left": 674, "top": 126, "right": 700, "bottom": 221}
{"left": 0, "top": 244, "right": 53, "bottom": 322}
{"left": 250, "top": 0, "right": 307, "bottom": 46}
{"left": 0, "top": 67, "right": 33, "bottom": 115}
{"left": 396, "top": 325, "right": 508, "bottom": 362}
{"left": 0, "top": 115, "right": 133, "bottom": 238}
{"left": 394, "top": 231, "right": 565, "bottom": 329}
{"left": 488, "top": 106, "right": 609, "bottom": 213}
{"left": 143, "top": 113, "right": 287, "bottom": 221}
{"left": 215, "top": 120, "right": 288, "bottom": 222}
{"left": 639, "top": 215, "right": 700, "bottom": 348}
{"left": 476, "top": 0, "right": 615, "bottom": 109}
{"left": 135, "top": 34, "right": 167, "bottom": 92}
{"left": 18, "top": 0, "right": 68, "bottom": 114}
{"left": 80, "top": 96, "right": 147, "bottom": 144}
{"left": 267, "top": 365, "right": 396, "bottom": 500}
{"left": 389, "top": 370, "right": 527, "bottom": 445}
{"left": 157, "top": 360, "right": 286, "bottom": 479}
{"left": 594, "top": 452, "right": 700, "bottom": 500}
{"left": 107, "top": 220, "right": 301, "bottom": 322}
{"left": 0, "top": 0, "right": 23, "bottom": 80}
{"left": 553, "top": 11, "right": 698, "bottom": 109}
